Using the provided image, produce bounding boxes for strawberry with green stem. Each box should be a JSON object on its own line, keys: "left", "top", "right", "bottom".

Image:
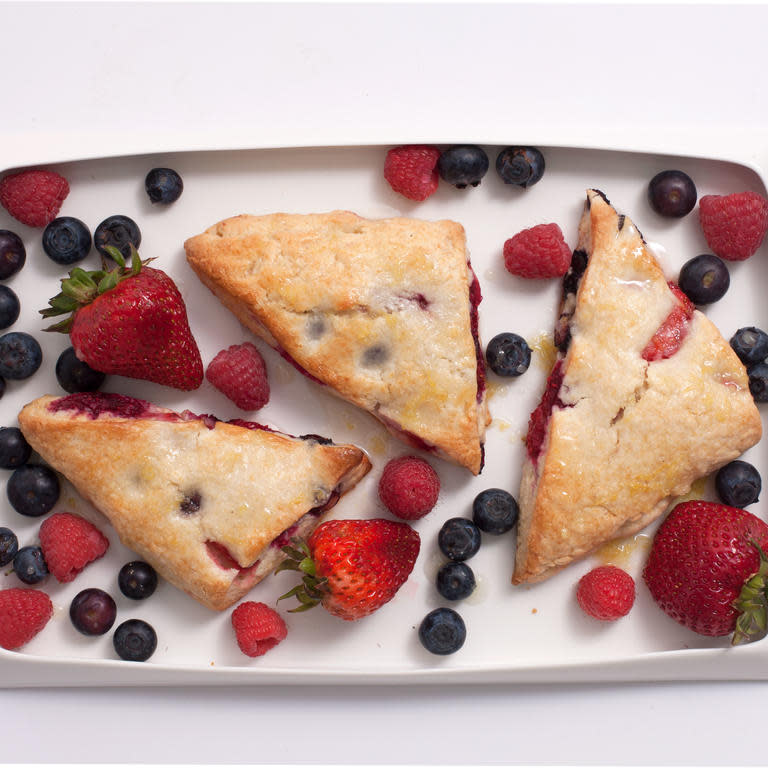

{"left": 644, "top": 500, "right": 768, "bottom": 645}
{"left": 41, "top": 245, "right": 203, "bottom": 391}
{"left": 277, "top": 518, "right": 420, "bottom": 621}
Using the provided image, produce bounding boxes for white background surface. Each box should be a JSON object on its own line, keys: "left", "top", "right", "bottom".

{"left": 3, "top": 1, "right": 768, "bottom": 765}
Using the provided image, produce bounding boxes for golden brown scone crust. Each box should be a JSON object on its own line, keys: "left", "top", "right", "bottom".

{"left": 19, "top": 395, "right": 371, "bottom": 610}
{"left": 184, "top": 211, "right": 490, "bottom": 474}
{"left": 513, "top": 190, "right": 762, "bottom": 584}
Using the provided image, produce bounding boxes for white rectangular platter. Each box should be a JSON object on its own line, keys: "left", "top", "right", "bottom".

{"left": 1, "top": 143, "right": 767, "bottom": 687}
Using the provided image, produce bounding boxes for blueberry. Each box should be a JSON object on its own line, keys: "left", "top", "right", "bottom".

{"left": 0, "top": 332, "right": 42, "bottom": 380}
{"left": 70, "top": 588, "right": 117, "bottom": 636}
{"left": 55, "top": 346, "right": 106, "bottom": 393}
{"left": 747, "top": 362, "right": 768, "bottom": 403}
{"left": 118, "top": 561, "right": 158, "bottom": 600}
{"left": 0, "top": 426, "right": 32, "bottom": 469}
{"left": 0, "top": 285, "right": 19, "bottom": 330}
{"left": 485, "top": 332, "right": 531, "bottom": 377}
{"left": 436, "top": 561, "right": 476, "bottom": 601}
{"left": 94, "top": 215, "right": 141, "bottom": 260}
{"left": 677, "top": 254, "right": 729, "bottom": 305}
{"left": 648, "top": 170, "right": 697, "bottom": 218}
{"left": 0, "top": 527, "right": 19, "bottom": 566}
{"left": 179, "top": 491, "right": 202, "bottom": 515}
{"left": 438, "top": 518, "right": 481, "bottom": 562}
{"left": 730, "top": 327, "right": 768, "bottom": 367}
{"left": 0, "top": 230, "right": 25, "bottom": 280}
{"left": 42, "top": 217, "right": 92, "bottom": 265}
{"left": 437, "top": 145, "right": 489, "bottom": 189}
{"left": 7, "top": 464, "right": 60, "bottom": 517}
{"left": 495, "top": 147, "right": 545, "bottom": 188}
{"left": 13, "top": 545, "right": 48, "bottom": 584}
{"left": 113, "top": 618, "right": 157, "bottom": 662}
{"left": 472, "top": 488, "right": 519, "bottom": 535}
{"left": 418, "top": 607, "right": 466, "bottom": 655}
{"left": 715, "top": 460, "right": 761, "bottom": 508}
{"left": 145, "top": 168, "right": 184, "bottom": 204}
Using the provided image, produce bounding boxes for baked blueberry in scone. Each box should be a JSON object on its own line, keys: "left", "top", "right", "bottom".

{"left": 513, "top": 190, "right": 762, "bottom": 585}
{"left": 18, "top": 392, "right": 371, "bottom": 610}
{"left": 183, "top": 211, "right": 490, "bottom": 475}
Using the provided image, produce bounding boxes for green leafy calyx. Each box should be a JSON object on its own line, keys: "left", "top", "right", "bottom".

{"left": 40, "top": 245, "right": 149, "bottom": 333}
{"left": 732, "top": 539, "right": 768, "bottom": 646}
{"left": 275, "top": 539, "right": 328, "bottom": 613}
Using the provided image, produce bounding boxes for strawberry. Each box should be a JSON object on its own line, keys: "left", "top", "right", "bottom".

{"left": 378, "top": 455, "right": 440, "bottom": 520}
{"left": 39, "top": 511, "right": 109, "bottom": 583}
{"left": 699, "top": 191, "right": 768, "bottom": 261}
{"left": 231, "top": 601, "right": 288, "bottom": 657}
{"left": 40, "top": 246, "right": 203, "bottom": 391}
{"left": 0, "top": 588, "right": 53, "bottom": 650}
{"left": 0, "top": 169, "right": 69, "bottom": 227}
{"left": 383, "top": 145, "right": 441, "bottom": 201}
{"left": 576, "top": 565, "right": 635, "bottom": 621}
{"left": 278, "top": 518, "right": 420, "bottom": 620}
{"left": 644, "top": 500, "right": 768, "bottom": 644}
{"left": 503, "top": 223, "right": 572, "bottom": 279}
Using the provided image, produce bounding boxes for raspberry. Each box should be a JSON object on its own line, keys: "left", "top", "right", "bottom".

{"left": 699, "top": 191, "right": 768, "bottom": 261}
{"left": 378, "top": 455, "right": 440, "bottom": 520}
{"left": 39, "top": 512, "right": 109, "bottom": 583}
{"left": 576, "top": 565, "right": 636, "bottom": 621}
{"left": 0, "top": 170, "right": 70, "bottom": 228}
{"left": 231, "top": 601, "right": 288, "bottom": 657}
{"left": 206, "top": 342, "right": 270, "bottom": 411}
{"left": 503, "top": 223, "right": 572, "bottom": 279}
{"left": 383, "top": 145, "right": 441, "bottom": 202}
{"left": 0, "top": 588, "right": 53, "bottom": 650}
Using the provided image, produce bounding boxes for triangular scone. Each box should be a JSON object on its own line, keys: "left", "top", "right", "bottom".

{"left": 18, "top": 393, "right": 371, "bottom": 610}
{"left": 513, "top": 190, "right": 762, "bottom": 584}
{"left": 184, "top": 211, "right": 490, "bottom": 475}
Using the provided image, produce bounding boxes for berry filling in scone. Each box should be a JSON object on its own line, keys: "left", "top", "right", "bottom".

{"left": 525, "top": 360, "right": 567, "bottom": 464}
{"left": 641, "top": 283, "right": 695, "bottom": 361}
{"left": 50, "top": 391, "right": 221, "bottom": 430}
{"left": 204, "top": 486, "right": 342, "bottom": 584}
{"left": 469, "top": 269, "right": 486, "bottom": 403}
{"left": 554, "top": 249, "right": 589, "bottom": 353}
{"left": 276, "top": 345, "right": 326, "bottom": 386}
{"left": 49, "top": 391, "right": 156, "bottom": 419}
